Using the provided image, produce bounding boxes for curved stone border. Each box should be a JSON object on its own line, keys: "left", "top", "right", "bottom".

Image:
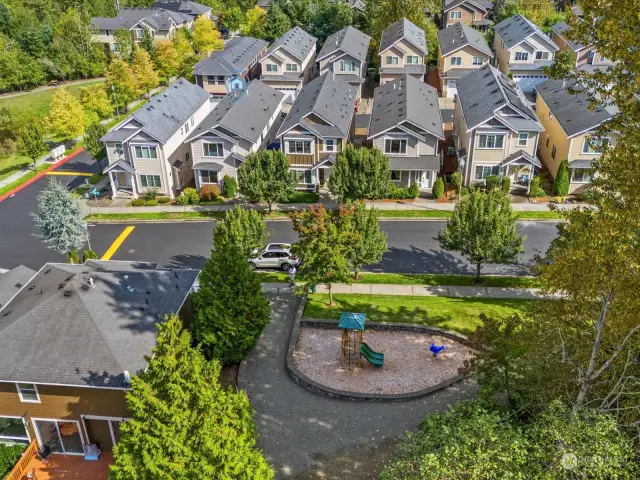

{"left": 285, "top": 296, "right": 475, "bottom": 401}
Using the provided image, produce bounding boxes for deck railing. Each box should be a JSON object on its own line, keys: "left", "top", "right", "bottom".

{"left": 7, "top": 440, "right": 38, "bottom": 480}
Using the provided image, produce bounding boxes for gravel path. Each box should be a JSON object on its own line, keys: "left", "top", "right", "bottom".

{"left": 238, "top": 294, "right": 477, "bottom": 479}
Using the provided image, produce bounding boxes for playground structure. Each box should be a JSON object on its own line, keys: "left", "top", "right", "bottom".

{"left": 338, "top": 312, "right": 384, "bottom": 370}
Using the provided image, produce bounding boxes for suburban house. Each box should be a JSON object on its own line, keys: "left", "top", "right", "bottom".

{"left": 493, "top": 14, "right": 559, "bottom": 93}
{"left": 368, "top": 75, "right": 444, "bottom": 191}
{"left": 0, "top": 260, "right": 198, "bottom": 455}
{"left": 185, "top": 80, "right": 285, "bottom": 191}
{"left": 441, "top": 0, "right": 493, "bottom": 31}
{"left": 378, "top": 18, "right": 428, "bottom": 85}
{"left": 193, "top": 36, "right": 269, "bottom": 102}
{"left": 152, "top": 1, "right": 214, "bottom": 20}
{"left": 316, "top": 26, "right": 371, "bottom": 100}
{"left": 259, "top": 27, "right": 317, "bottom": 101}
{"left": 256, "top": 0, "right": 271, "bottom": 11}
{"left": 276, "top": 73, "right": 356, "bottom": 190}
{"left": 550, "top": 21, "right": 614, "bottom": 73}
{"left": 536, "top": 79, "right": 617, "bottom": 193}
{"left": 454, "top": 64, "right": 544, "bottom": 191}
{"left": 0, "top": 265, "right": 35, "bottom": 308}
{"left": 101, "top": 78, "right": 213, "bottom": 199}
{"left": 92, "top": 7, "right": 194, "bottom": 53}
{"left": 437, "top": 22, "right": 494, "bottom": 98}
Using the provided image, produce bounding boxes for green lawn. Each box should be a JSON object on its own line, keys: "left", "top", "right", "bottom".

{"left": 0, "top": 164, "right": 49, "bottom": 197}
{"left": 513, "top": 211, "right": 563, "bottom": 220}
{"left": 0, "top": 154, "right": 33, "bottom": 182}
{"left": 304, "top": 294, "right": 532, "bottom": 333}
{"left": 376, "top": 209, "right": 563, "bottom": 220}
{"left": 284, "top": 191, "right": 320, "bottom": 203}
{"left": 85, "top": 211, "right": 223, "bottom": 221}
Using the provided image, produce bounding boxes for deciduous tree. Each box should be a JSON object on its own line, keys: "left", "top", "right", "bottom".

{"left": 543, "top": 49, "right": 575, "bottom": 80}
{"left": 106, "top": 58, "right": 138, "bottom": 110}
{"left": 84, "top": 123, "right": 107, "bottom": 170}
{"left": 344, "top": 201, "right": 387, "bottom": 279}
{"left": 131, "top": 47, "right": 159, "bottom": 98}
{"left": 80, "top": 85, "right": 113, "bottom": 119}
{"left": 45, "top": 87, "right": 85, "bottom": 139}
{"left": 328, "top": 145, "right": 392, "bottom": 201}
{"left": 113, "top": 28, "right": 134, "bottom": 60}
{"left": 241, "top": 6, "right": 267, "bottom": 39}
{"left": 154, "top": 40, "right": 180, "bottom": 79}
{"left": 309, "top": 0, "right": 352, "bottom": 47}
{"left": 220, "top": 6, "right": 244, "bottom": 32}
{"left": 192, "top": 16, "right": 223, "bottom": 55}
{"left": 237, "top": 150, "right": 295, "bottom": 214}
{"left": 15, "top": 113, "right": 46, "bottom": 169}
{"left": 494, "top": 0, "right": 563, "bottom": 31}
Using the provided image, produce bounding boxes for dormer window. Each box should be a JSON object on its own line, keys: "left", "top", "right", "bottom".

{"left": 266, "top": 64, "right": 278, "bottom": 72}
{"left": 385, "top": 56, "right": 399, "bottom": 65}
{"left": 406, "top": 56, "right": 419, "bottom": 64}
{"left": 515, "top": 52, "right": 528, "bottom": 61}
{"left": 286, "top": 64, "right": 298, "bottom": 72}
{"left": 535, "top": 51, "right": 549, "bottom": 60}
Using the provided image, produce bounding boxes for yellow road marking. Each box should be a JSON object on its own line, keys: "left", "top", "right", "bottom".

{"left": 46, "top": 171, "right": 94, "bottom": 176}
{"left": 101, "top": 226, "right": 135, "bottom": 260}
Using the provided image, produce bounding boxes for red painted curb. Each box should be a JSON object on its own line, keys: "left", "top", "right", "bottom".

{"left": 0, "top": 147, "right": 86, "bottom": 203}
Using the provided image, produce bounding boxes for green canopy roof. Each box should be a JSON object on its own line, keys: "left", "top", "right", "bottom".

{"left": 338, "top": 312, "right": 366, "bottom": 331}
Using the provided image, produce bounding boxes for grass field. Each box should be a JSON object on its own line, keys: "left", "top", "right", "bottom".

{"left": 304, "top": 294, "right": 532, "bottom": 333}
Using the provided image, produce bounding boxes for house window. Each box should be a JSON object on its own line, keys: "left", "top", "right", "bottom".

{"left": 472, "top": 57, "right": 483, "bottom": 65}
{"left": 135, "top": 29, "right": 144, "bottom": 39}
{"left": 385, "top": 56, "right": 399, "bottom": 65}
{"left": 450, "top": 57, "right": 462, "bottom": 66}
{"left": 200, "top": 170, "right": 219, "bottom": 183}
{"left": 518, "top": 132, "right": 528, "bottom": 146}
{"left": 134, "top": 146, "right": 158, "bottom": 159}
{"left": 384, "top": 138, "right": 407, "bottom": 154}
{"left": 184, "top": 123, "right": 189, "bottom": 135}
{"left": 113, "top": 43, "right": 120, "bottom": 52}
{"left": 582, "top": 136, "right": 610, "bottom": 154}
{"left": 324, "top": 139, "right": 336, "bottom": 152}
{"left": 203, "top": 143, "right": 223, "bottom": 157}
{"left": 266, "top": 64, "right": 278, "bottom": 72}
{"left": 390, "top": 170, "right": 401, "bottom": 181}
{"left": 450, "top": 11, "right": 462, "bottom": 19}
{"left": 340, "top": 60, "right": 357, "bottom": 72}
{"left": 293, "top": 170, "right": 312, "bottom": 184}
{"left": 535, "top": 51, "right": 549, "bottom": 60}
{"left": 114, "top": 142, "right": 123, "bottom": 155}
{"left": 288, "top": 140, "right": 311, "bottom": 154}
{"left": 474, "top": 165, "right": 500, "bottom": 180}
{"left": 16, "top": 383, "right": 39, "bottom": 403}
{"left": 140, "top": 175, "right": 161, "bottom": 187}
{"left": 0, "top": 416, "right": 29, "bottom": 444}
{"left": 406, "top": 56, "right": 419, "bottom": 64}
{"left": 551, "top": 145, "right": 557, "bottom": 159}
{"left": 545, "top": 136, "right": 550, "bottom": 148}
{"left": 285, "top": 64, "right": 298, "bottom": 72}
{"left": 515, "top": 52, "right": 528, "bottom": 61}
{"left": 477, "top": 134, "right": 504, "bottom": 149}
{"left": 572, "top": 169, "right": 592, "bottom": 183}
{"left": 190, "top": 116, "right": 194, "bottom": 126}
{"left": 501, "top": 40, "right": 505, "bottom": 50}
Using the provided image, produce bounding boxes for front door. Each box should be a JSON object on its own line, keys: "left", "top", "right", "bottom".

{"left": 116, "top": 172, "right": 131, "bottom": 188}
{"left": 33, "top": 419, "right": 84, "bottom": 454}
{"left": 417, "top": 170, "right": 433, "bottom": 189}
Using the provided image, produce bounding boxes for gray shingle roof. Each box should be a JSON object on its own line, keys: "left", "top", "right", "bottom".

{"left": 456, "top": 64, "right": 540, "bottom": 130}
{"left": 0, "top": 261, "right": 199, "bottom": 388}
{"left": 444, "top": 0, "right": 492, "bottom": 12}
{"left": 550, "top": 21, "right": 587, "bottom": 51}
{"left": 379, "top": 18, "right": 427, "bottom": 55}
{"left": 368, "top": 74, "right": 443, "bottom": 139}
{"left": 187, "top": 80, "right": 284, "bottom": 143}
{"left": 500, "top": 149, "right": 541, "bottom": 168}
{"left": 266, "top": 26, "right": 317, "bottom": 62}
{"left": 193, "top": 36, "right": 268, "bottom": 76}
{"left": 495, "top": 14, "right": 558, "bottom": 51}
{"left": 0, "top": 266, "right": 35, "bottom": 309}
{"left": 535, "top": 79, "right": 617, "bottom": 137}
{"left": 153, "top": 1, "right": 212, "bottom": 16}
{"left": 92, "top": 7, "right": 192, "bottom": 31}
{"left": 317, "top": 26, "right": 371, "bottom": 62}
{"left": 388, "top": 155, "right": 440, "bottom": 170}
{"left": 437, "top": 22, "right": 493, "bottom": 57}
{"left": 277, "top": 73, "right": 355, "bottom": 138}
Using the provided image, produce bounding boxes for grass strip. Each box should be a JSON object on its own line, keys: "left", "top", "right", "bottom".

{"left": 0, "top": 164, "right": 49, "bottom": 197}
{"left": 85, "top": 211, "right": 292, "bottom": 222}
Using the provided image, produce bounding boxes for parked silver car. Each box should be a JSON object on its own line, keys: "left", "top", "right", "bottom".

{"left": 249, "top": 244, "right": 300, "bottom": 271}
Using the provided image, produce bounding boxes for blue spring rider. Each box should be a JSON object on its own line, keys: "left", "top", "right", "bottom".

{"left": 430, "top": 342, "right": 445, "bottom": 358}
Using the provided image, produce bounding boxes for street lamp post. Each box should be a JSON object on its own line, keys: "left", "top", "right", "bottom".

{"left": 111, "top": 85, "right": 120, "bottom": 118}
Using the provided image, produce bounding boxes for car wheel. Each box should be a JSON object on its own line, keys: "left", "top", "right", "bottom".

{"left": 281, "top": 263, "right": 292, "bottom": 272}
{"left": 249, "top": 262, "right": 258, "bottom": 270}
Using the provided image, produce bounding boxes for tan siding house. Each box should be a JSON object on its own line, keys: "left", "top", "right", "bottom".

{"left": 442, "top": 0, "right": 492, "bottom": 29}
{"left": 379, "top": 18, "right": 428, "bottom": 84}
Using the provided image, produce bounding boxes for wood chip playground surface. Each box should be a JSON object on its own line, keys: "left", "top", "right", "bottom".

{"left": 293, "top": 327, "right": 472, "bottom": 395}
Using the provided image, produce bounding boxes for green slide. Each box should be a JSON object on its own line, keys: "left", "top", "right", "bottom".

{"left": 360, "top": 342, "right": 384, "bottom": 367}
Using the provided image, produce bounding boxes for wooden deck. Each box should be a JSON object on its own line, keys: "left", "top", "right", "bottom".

{"left": 19, "top": 453, "right": 112, "bottom": 480}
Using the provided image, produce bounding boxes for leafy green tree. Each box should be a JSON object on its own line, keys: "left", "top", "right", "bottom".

{"left": 329, "top": 145, "right": 392, "bottom": 201}
{"left": 438, "top": 189, "right": 524, "bottom": 282}
{"left": 15, "top": 114, "right": 46, "bottom": 169}
{"left": 344, "top": 201, "right": 387, "bottom": 279}
{"left": 154, "top": 40, "right": 180, "bottom": 79}
{"left": 84, "top": 123, "right": 107, "bottom": 170}
{"left": 32, "top": 179, "right": 89, "bottom": 257}
{"left": 172, "top": 28, "right": 196, "bottom": 77}
{"left": 106, "top": 58, "right": 138, "bottom": 109}
{"left": 553, "top": 159, "right": 570, "bottom": 196}
{"left": 494, "top": 0, "right": 564, "bottom": 31}
{"left": 131, "top": 47, "right": 159, "bottom": 98}
{"left": 192, "top": 16, "right": 223, "bottom": 55}
{"left": 424, "top": 19, "right": 439, "bottom": 65}
{"left": 45, "top": 87, "right": 85, "bottom": 139}
{"left": 139, "top": 28, "right": 156, "bottom": 58}
{"left": 309, "top": 0, "right": 353, "bottom": 47}
{"left": 265, "top": 3, "right": 291, "bottom": 42}
{"left": 276, "top": 0, "right": 313, "bottom": 28}
{"left": 80, "top": 85, "right": 113, "bottom": 119}
{"left": 241, "top": 6, "right": 267, "bottom": 39}
{"left": 113, "top": 28, "right": 134, "bottom": 60}
{"left": 220, "top": 6, "right": 244, "bottom": 32}
{"left": 543, "top": 49, "right": 575, "bottom": 79}
{"left": 451, "top": 171, "right": 462, "bottom": 192}
{"left": 193, "top": 207, "right": 271, "bottom": 364}
{"left": 237, "top": 150, "right": 295, "bottom": 214}
{"left": 110, "top": 314, "right": 274, "bottom": 480}
{"left": 0, "top": 35, "right": 45, "bottom": 92}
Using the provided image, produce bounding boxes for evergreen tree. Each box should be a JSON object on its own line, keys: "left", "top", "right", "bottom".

{"left": 309, "top": 0, "right": 353, "bottom": 47}
{"left": 131, "top": 47, "right": 159, "bottom": 98}
{"left": 192, "top": 16, "right": 223, "bottom": 55}
{"left": 237, "top": 150, "right": 295, "bottom": 214}
{"left": 265, "top": 3, "right": 291, "bottom": 42}
{"left": 344, "top": 201, "right": 387, "bottom": 279}
{"left": 110, "top": 314, "right": 274, "bottom": 480}
{"left": 84, "top": 123, "right": 107, "bottom": 170}
{"left": 328, "top": 145, "right": 392, "bottom": 201}
{"left": 32, "top": 179, "right": 89, "bottom": 257}
{"left": 437, "top": 189, "right": 524, "bottom": 282}
{"left": 154, "top": 41, "right": 180, "bottom": 79}
{"left": 553, "top": 159, "right": 570, "bottom": 196}
{"left": 45, "top": 87, "right": 85, "bottom": 139}
{"left": 106, "top": 58, "right": 138, "bottom": 110}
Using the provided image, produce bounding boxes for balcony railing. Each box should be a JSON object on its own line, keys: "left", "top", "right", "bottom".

{"left": 7, "top": 440, "right": 38, "bottom": 480}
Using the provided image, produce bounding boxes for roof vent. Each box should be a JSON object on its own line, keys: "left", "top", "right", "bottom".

{"left": 15, "top": 283, "right": 22, "bottom": 288}
{"left": 81, "top": 284, "right": 90, "bottom": 291}
{"left": 63, "top": 290, "right": 73, "bottom": 297}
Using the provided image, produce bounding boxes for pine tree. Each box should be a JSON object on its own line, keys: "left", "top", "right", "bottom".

{"left": 344, "top": 201, "right": 387, "bottom": 279}
{"left": 237, "top": 150, "right": 295, "bottom": 214}
{"left": 110, "top": 315, "right": 274, "bottom": 480}
{"left": 32, "top": 179, "right": 89, "bottom": 257}
{"left": 131, "top": 47, "right": 159, "bottom": 99}
{"left": 328, "top": 145, "right": 392, "bottom": 201}
{"left": 45, "top": 87, "right": 85, "bottom": 139}
{"left": 192, "top": 16, "right": 223, "bottom": 56}
{"left": 265, "top": 3, "right": 292, "bottom": 42}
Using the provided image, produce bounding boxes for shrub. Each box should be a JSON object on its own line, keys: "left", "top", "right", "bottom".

{"left": 451, "top": 171, "right": 462, "bottom": 192}
{"left": 142, "top": 188, "right": 158, "bottom": 201}
{"left": 183, "top": 187, "right": 200, "bottom": 205}
{"left": 145, "top": 199, "right": 158, "bottom": 206}
{"left": 387, "top": 183, "right": 415, "bottom": 199}
{"left": 0, "top": 444, "right": 25, "bottom": 478}
{"left": 83, "top": 249, "right": 98, "bottom": 262}
{"left": 66, "top": 249, "right": 80, "bottom": 264}
{"left": 433, "top": 176, "right": 445, "bottom": 199}
{"left": 486, "top": 175, "right": 501, "bottom": 191}
{"left": 131, "top": 199, "right": 146, "bottom": 206}
{"left": 157, "top": 196, "right": 171, "bottom": 204}
{"left": 199, "top": 184, "right": 220, "bottom": 202}
{"left": 501, "top": 177, "right": 511, "bottom": 194}
{"left": 553, "top": 159, "right": 570, "bottom": 196}
{"left": 580, "top": 188, "right": 595, "bottom": 202}
{"left": 408, "top": 182, "right": 420, "bottom": 198}
{"left": 175, "top": 195, "right": 186, "bottom": 206}
{"left": 222, "top": 175, "right": 237, "bottom": 198}
{"left": 529, "top": 177, "right": 541, "bottom": 198}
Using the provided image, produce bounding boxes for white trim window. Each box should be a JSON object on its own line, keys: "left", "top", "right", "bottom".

{"left": 515, "top": 52, "right": 529, "bottom": 61}
{"left": 390, "top": 170, "right": 401, "bottom": 181}
{"left": 384, "top": 138, "right": 407, "bottom": 155}
{"left": 266, "top": 64, "right": 278, "bottom": 72}
{"left": 135, "top": 29, "right": 144, "bottom": 39}
{"left": 199, "top": 170, "right": 219, "bottom": 184}
{"left": 134, "top": 145, "right": 158, "bottom": 159}
{"left": 114, "top": 142, "right": 123, "bottom": 156}
{"left": 183, "top": 122, "right": 190, "bottom": 135}
{"left": 406, "top": 56, "right": 419, "bottom": 64}
{"left": 203, "top": 142, "right": 224, "bottom": 157}
{"left": 285, "top": 64, "right": 298, "bottom": 72}
{"left": 323, "top": 139, "right": 336, "bottom": 152}
{"left": 292, "top": 170, "right": 312, "bottom": 184}
{"left": 474, "top": 165, "right": 500, "bottom": 180}
{"left": 140, "top": 175, "right": 161, "bottom": 188}
{"left": 472, "top": 56, "right": 484, "bottom": 66}
{"left": 535, "top": 51, "right": 549, "bottom": 60}
{"left": 287, "top": 140, "right": 311, "bottom": 154}
{"left": 0, "top": 416, "right": 30, "bottom": 444}
{"left": 340, "top": 60, "right": 357, "bottom": 72}
{"left": 450, "top": 11, "right": 462, "bottom": 19}
{"left": 571, "top": 169, "right": 592, "bottom": 183}
{"left": 582, "top": 136, "right": 609, "bottom": 154}
{"left": 16, "top": 383, "right": 40, "bottom": 403}
{"left": 385, "top": 56, "right": 399, "bottom": 65}
{"left": 450, "top": 57, "right": 462, "bottom": 66}
{"left": 477, "top": 134, "right": 505, "bottom": 149}
{"left": 518, "top": 132, "right": 529, "bottom": 146}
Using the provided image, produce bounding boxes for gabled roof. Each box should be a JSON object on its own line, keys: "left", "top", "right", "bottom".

{"left": 193, "top": 36, "right": 269, "bottom": 76}
{"left": 0, "top": 265, "right": 35, "bottom": 309}
{"left": 437, "top": 22, "right": 493, "bottom": 57}
{"left": 368, "top": 75, "right": 443, "bottom": 140}
{"left": 550, "top": 21, "right": 588, "bottom": 51}
{"left": 495, "top": 14, "right": 558, "bottom": 51}
{"left": 266, "top": 26, "right": 317, "bottom": 62}
{"left": 379, "top": 18, "right": 427, "bottom": 55}
{"left": 456, "top": 64, "right": 541, "bottom": 131}
{"left": 277, "top": 73, "right": 355, "bottom": 139}
{"left": 153, "top": 1, "right": 212, "bottom": 16}
{"left": 317, "top": 26, "right": 371, "bottom": 62}
{"left": 0, "top": 261, "right": 199, "bottom": 388}
{"left": 346, "top": 0, "right": 366, "bottom": 11}
{"left": 102, "top": 78, "right": 210, "bottom": 144}
{"left": 92, "top": 7, "right": 192, "bottom": 31}
{"left": 535, "top": 79, "right": 617, "bottom": 137}
{"left": 187, "top": 80, "right": 284, "bottom": 144}
{"left": 443, "top": 0, "right": 492, "bottom": 13}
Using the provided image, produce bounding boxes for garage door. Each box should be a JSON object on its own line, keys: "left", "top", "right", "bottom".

{"left": 512, "top": 75, "right": 547, "bottom": 92}
{"left": 446, "top": 80, "right": 457, "bottom": 98}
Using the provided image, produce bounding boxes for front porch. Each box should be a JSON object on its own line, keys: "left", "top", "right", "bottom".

{"left": 499, "top": 150, "right": 542, "bottom": 193}
{"left": 104, "top": 160, "right": 137, "bottom": 199}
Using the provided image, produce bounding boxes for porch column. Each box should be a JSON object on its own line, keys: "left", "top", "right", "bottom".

{"left": 108, "top": 172, "right": 116, "bottom": 198}
{"left": 131, "top": 173, "right": 138, "bottom": 199}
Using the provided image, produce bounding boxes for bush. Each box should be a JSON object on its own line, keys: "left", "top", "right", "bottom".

{"left": 175, "top": 195, "right": 186, "bottom": 206}
{"left": 553, "top": 159, "right": 570, "bottom": 196}
{"left": 131, "top": 199, "right": 146, "bottom": 206}
{"left": 486, "top": 175, "right": 501, "bottom": 191}
{"left": 529, "top": 177, "right": 541, "bottom": 198}
{"left": 183, "top": 187, "right": 200, "bottom": 205}
{"left": 0, "top": 444, "right": 25, "bottom": 478}
{"left": 408, "top": 182, "right": 420, "bottom": 198}
{"left": 222, "top": 175, "right": 237, "bottom": 198}
{"left": 387, "top": 183, "right": 416, "bottom": 199}
{"left": 142, "top": 188, "right": 158, "bottom": 201}
{"left": 580, "top": 188, "right": 595, "bottom": 202}
{"left": 157, "top": 196, "right": 171, "bottom": 204}
{"left": 145, "top": 199, "right": 158, "bottom": 206}
{"left": 66, "top": 249, "right": 80, "bottom": 264}
{"left": 451, "top": 171, "right": 462, "bottom": 192}
{"left": 199, "top": 184, "right": 220, "bottom": 202}
{"left": 433, "top": 176, "right": 445, "bottom": 199}
{"left": 501, "top": 176, "right": 511, "bottom": 194}
{"left": 83, "top": 249, "right": 98, "bottom": 262}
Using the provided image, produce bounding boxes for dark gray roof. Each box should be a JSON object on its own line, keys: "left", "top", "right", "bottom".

{"left": 277, "top": 73, "right": 355, "bottom": 138}
{"left": 509, "top": 62, "right": 553, "bottom": 70}
{"left": 0, "top": 261, "right": 199, "bottom": 388}
{"left": 260, "top": 74, "right": 303, "bottom": 82}
{"left": 379, "top": 18, "right": 427, "bottom": 55}
{"left": 188, "top": 80, "right": 284, "bottom": 143}
{"left": 444, "top": 0, "right": 492, "bottom": 12}
{"left": 194, "top": 36, "right": 268, "bottom": 76}
{"left": 500, "top": 149, "right": 541, "bottom": 168}
{"left": 101, "top": 129, "right": 135, "bottom": 142}
{"left": 0, "top": 266, "right": 35, "bottom": 309}
{"left": 550, "top": 21, "right": 587, "bottom": 51}
{"left": 437, "top": 22, "right": 493, "bottom": 57}
{"left": 153, "top": 1, "right": 212, "bottom": 16}
{"left": 266, "top": 26, "right": 317, "bottom": 62}
{"left": 368, "top": 75, "right": 443, "bottom": 139}
{"left": 92, "top": 7, "right": 192, "bottom": 31}
{"left": 535, "top": 79, "right": 617, "bottom": 137}
{"left": 105, "top": 78, "right": 210, "bottom": 144}
{"left": 456, "top": 64, "right": 540, "bottom": 130}
{"left": 442, "top": 68, "right": 477, "bottom": 79}
{"left": 317, "top": 26, "right": 371, "bottom": 62}
{"left": 495, "top": 14, "right": 558, "bottom": 51}
{"left": 388, "top": 155, "right": 440, "bottom": 170}
{"left": 104, "top": 159, "right": 137, "bottom": 174}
